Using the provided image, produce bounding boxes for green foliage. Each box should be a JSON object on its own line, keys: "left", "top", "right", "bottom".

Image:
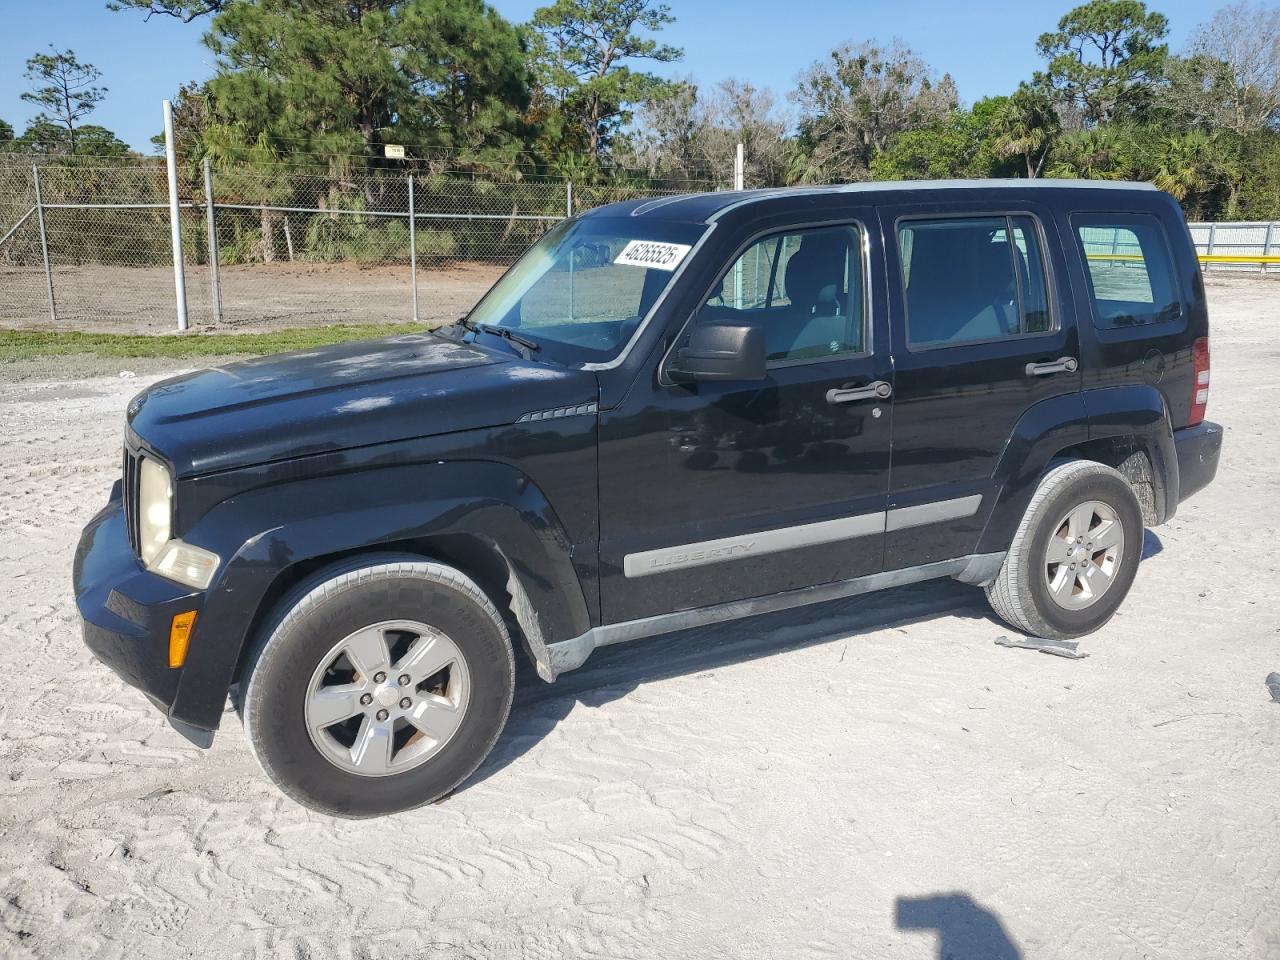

{"left": 15, "top": 119, "right": 130, "bottom": 156}
{"left": 106, "top": 0, "right": 228, "bottom": 20}
{"left": 0, "top": 119, "right": 13, "bottom": 142}
{"left": 1035, "top": 0, "right": 1169, "bottom": 124}
{"left": 871, "top": 101, "right": 1016, "bottom": 181}
{"left": 991, "top": 85, "right": 1061, "bottom": 177}
{"left": 791, "top": 40, "right": 958, "bottom": 183}
{"left": 530, "top": 0, "right": 683, "bottom": 161}
{"left": 21, "top": 47, "right": 108, "bottom": 153}
{"left": 202, "top": 0, "right": 530, "bottom": 164}
{"left": 0, "top": 324, "right": 420, "bottom": 362}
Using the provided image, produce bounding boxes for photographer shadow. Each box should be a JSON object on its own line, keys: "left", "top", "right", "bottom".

{"left": 896, "top": 892, "right": 1022, "bottom": 960}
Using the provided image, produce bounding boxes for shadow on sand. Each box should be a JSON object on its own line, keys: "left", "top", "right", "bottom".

{"left": 896, "top": 892, "right": 1023, "bottom": 959}
{"left": 460, "top": 529, "right": 1163, "bottom": 794}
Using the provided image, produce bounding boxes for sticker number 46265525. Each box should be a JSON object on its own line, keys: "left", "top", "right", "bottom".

{"left": 613, "top": 239, "right": 693, "bottom": 271}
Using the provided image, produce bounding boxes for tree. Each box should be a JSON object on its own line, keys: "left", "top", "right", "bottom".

{"left": 1180, "top": 2, "right": 1280, "bottom": 133}
{"left": 1046, "top": 126, "right": 1134, "bottom": 179}
{"left": 1035, "top": 0, "right": 1168, "bottom": 125}
{"left": 701, "top": 79, "right": 790, "bottom": 187}
{"left": 791, "top": 39, "right": 957, "bottom": 183}
{"left": 992, "top": 85, "right": 1061, "bottom": 177}
{"left": 13, "top": 118, "right": 130, "bottom": 155}
{"left": 21, "top": 47, "right": 108, "bottom": 154}
{"left": 531, "top": 0, "right": 683, "bottom": 163}
{"left": 202, "top": 0, "right": 530, "bottom": 164}
{"left": 107, "top": 0, "right": 228, "bottom": 20}
{"left": 871, "top": 98, "right": 1014, "bottom": 181}
{"left": 624, "top": 77, "right": 789, "bottom": 187}
{"left": 0, "top": 119, "right": 13, "bottom": 144}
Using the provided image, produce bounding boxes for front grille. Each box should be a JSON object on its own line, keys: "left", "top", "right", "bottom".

{"left": 122, "top": 444, "right": 140, "bottom": 555}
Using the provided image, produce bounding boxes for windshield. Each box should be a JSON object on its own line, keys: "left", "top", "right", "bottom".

{"left": 463, "top": 216, "right": 707, "bottom": 364}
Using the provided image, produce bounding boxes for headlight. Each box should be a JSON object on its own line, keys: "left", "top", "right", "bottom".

{"left": 136, "top": 456, "right": 220, "bottom": 590}
{"left": 137, "top": 457, "right": 172, "bottom": 566}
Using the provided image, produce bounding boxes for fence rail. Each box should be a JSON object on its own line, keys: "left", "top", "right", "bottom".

{"left": 1187, "top": 221, "right": 1280, "bottom": 272}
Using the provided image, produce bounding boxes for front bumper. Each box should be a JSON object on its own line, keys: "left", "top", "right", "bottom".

{"left": 1173, "top": 420, "right": 1222, "bottom": 506}
{"left": 73, "top": 487, "right": 211, "bottom": 743}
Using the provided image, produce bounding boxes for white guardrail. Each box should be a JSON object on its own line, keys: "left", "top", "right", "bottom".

{"left": 1187, "top": 221, "right": 1280, "bottom": 272}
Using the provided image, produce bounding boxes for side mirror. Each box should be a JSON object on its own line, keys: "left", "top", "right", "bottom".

{"left": 669, "top": 323, "right": 767, "bottom": 382}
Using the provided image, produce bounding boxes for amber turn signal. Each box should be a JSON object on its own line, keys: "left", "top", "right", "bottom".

{"left": 169, "top": 611, "right": 197, "bottom": 668}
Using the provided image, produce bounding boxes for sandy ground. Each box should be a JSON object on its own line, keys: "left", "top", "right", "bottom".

{"left": 0, "top": 278, "right": 1277, "bottom": 959}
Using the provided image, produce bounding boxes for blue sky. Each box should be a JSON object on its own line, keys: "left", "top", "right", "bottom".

{"left": 1, "top": 0, "right": 1224, "bottom": 152}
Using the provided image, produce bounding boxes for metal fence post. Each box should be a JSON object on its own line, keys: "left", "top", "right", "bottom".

{"left": 566, "top": 179, "right": 573, "bottom": 218}
{"left": 163, "top": 100, "right": 189, "bottom": 331}
{"left": 203, "top": 158, "right": 223, "bottom": 323}
{"left": 408, "top": 174, "right": 419, "bottom": 323}
{"left": 31, "top": 164, "right": 56, "bottom": 323}
{"left": 1264, "top": 222, "right": 1274, "bottom": 277}
{"left": 1206, "top": 222, "right": 1217, "bottom": 275}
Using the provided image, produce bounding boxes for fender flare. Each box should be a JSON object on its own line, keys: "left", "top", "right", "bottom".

{"left": 976, "top": 392, "right": 1090, "bottom": 557}
{"left": 1080, "top": 384, "right": 1179, "bottom": 523}
{"left": 169, "top": 460, "right": 591, "bottom": 731}
{"left": 976, "top": 385, "right": 1179, "bottom": 557}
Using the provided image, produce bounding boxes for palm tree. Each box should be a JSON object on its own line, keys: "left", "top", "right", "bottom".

{"left": 993, "top": 86, "right": 1060, "bottom": 178}
{"left": 1046, "top": 128, "right": 1132, "bottom": 181}
{"left": 1151, "top": 130, "right": 1214, "bottom": 201}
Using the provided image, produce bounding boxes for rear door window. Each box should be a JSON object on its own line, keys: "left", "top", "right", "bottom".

{"left": 898, "top": 215, "right": 1052, "bottom": 348}
{"left": 1074, "top": 214, "right": 1182, "bottom": 328}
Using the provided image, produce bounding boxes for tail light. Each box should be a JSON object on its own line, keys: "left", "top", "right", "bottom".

{"left": 1189, "top": 336, "right": 1210, "bottom": 426}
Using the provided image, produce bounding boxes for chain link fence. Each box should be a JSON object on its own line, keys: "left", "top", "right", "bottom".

{"left": 8, "top": 156, "right": 1274, "bottom": 335}
{"left": 0, "top": 154, "right": 721, "bottom": 333}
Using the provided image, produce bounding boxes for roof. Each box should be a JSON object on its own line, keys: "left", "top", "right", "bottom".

{"left": 584, "top": 179, "right": 1159, "bottom": 225}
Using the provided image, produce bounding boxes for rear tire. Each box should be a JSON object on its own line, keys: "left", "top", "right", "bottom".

{"left": 986, "top": 460, "right": 1144, "bottom": 640}
{"left": 240, "top": 555, "right": 514, "bottom": 818}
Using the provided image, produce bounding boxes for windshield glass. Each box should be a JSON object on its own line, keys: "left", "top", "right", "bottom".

{"left": 463, "top": 216, "right": 707, "bottom": 364}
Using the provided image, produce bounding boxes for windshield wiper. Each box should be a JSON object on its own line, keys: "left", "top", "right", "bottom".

{"left": 448, "top": 316, "right": 541, "bottom": 360}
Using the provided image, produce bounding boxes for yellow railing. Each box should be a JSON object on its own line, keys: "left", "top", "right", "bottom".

{"left": 1086, "top": 252, "right": 1280, "bottom": 265}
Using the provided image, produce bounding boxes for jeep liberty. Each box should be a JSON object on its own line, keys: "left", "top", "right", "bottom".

{"left": 74, "top": 180, "right": 1223, "bottom": 816}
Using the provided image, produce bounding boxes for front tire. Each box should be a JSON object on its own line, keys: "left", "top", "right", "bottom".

{"left": 986, "top": 460, "right": 1144, "bottom": 640}
{"left": 240, "top": 556, "right": 514, "bottom": 818}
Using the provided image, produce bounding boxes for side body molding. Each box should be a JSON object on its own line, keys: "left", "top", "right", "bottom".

{"left": 169, "top": 461, "right": 591, "bottom": 730}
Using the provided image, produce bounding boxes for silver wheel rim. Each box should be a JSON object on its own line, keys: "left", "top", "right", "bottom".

{"left": 304, "top": 619, "right": 470, "bottom": 778}
{"left": 1043, "top": 500, "right": 1125, "bottom": 611}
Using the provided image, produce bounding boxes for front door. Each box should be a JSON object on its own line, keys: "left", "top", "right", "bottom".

{"left": 597, "top": 216, "right": 894, "bottom": 624}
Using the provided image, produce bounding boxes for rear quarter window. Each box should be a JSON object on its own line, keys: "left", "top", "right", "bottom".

{"left": 1074, "top": 214, "right": 1182, "bottom": 329}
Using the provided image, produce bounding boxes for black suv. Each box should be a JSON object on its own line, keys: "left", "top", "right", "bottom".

{"left": 74, "top": 180, "right": 1222, "bottom": 816}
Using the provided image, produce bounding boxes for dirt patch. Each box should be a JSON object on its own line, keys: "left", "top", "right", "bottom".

{"left": 1, "top": 259, "right": 507, "bottom": 334}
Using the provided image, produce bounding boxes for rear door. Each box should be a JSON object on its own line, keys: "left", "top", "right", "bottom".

{"left": 879, "top": 200, "right": 1083, "bottom": 570}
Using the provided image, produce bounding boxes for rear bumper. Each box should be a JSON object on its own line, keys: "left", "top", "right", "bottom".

{"left": 73, "top": 489, "right": 211, "bottom": 744}
{"left": 1173, "top": 420, "right": 1222, "bottom": 506}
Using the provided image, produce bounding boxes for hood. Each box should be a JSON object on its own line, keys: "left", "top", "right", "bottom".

{"left": 126, "top": 332, "right": 598, "bottom": 476}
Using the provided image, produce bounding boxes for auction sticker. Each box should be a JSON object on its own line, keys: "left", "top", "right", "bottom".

{"left": 614, "top": 239, "right": 692, "bottom": 271}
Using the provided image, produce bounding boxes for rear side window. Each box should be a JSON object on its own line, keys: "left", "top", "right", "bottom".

{"left": 899, "top": 215, "right": 1052, "bottom": 348}
{"left": 1074, "top": 215, "right": 1182, "bottom": 328}
{"left": 695, "top": 224, "right": 866, "bottom": 363}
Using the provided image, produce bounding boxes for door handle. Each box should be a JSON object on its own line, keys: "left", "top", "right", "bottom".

{"left": 826, "top": 380, "right": 892, "bottom": 405}
{"left": 1025, "top": 356, "right": 1078, "bottom": 377}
